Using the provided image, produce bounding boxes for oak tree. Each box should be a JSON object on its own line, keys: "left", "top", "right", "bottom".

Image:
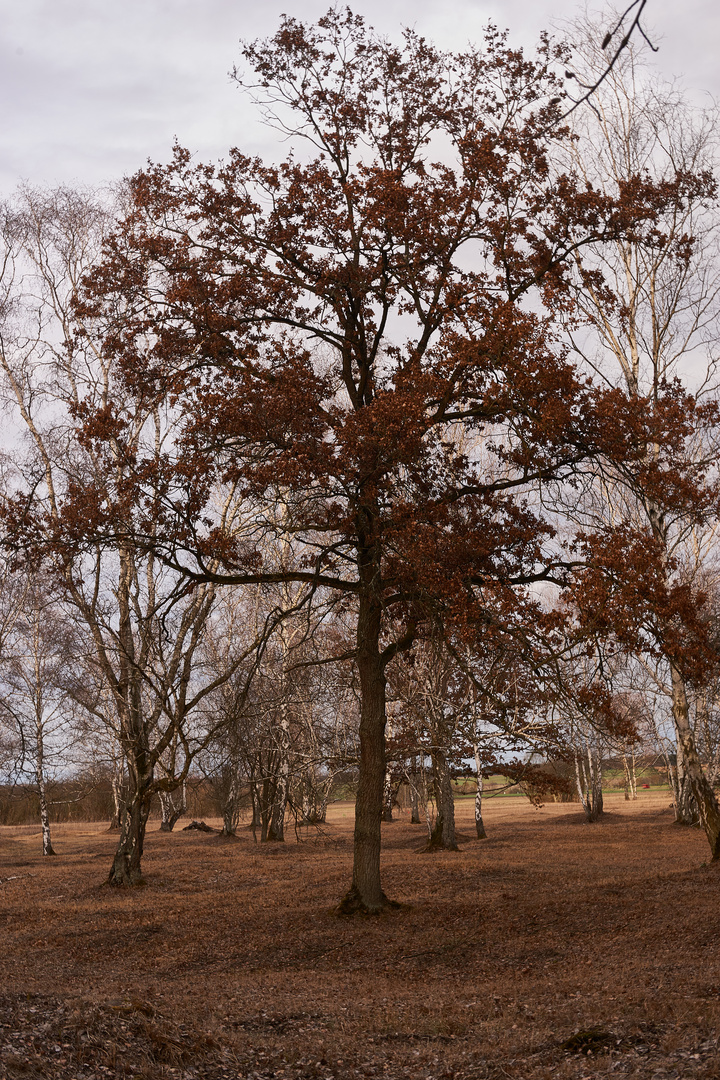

{"left": 62, "top": 11, "right": 702, "bottom": 909}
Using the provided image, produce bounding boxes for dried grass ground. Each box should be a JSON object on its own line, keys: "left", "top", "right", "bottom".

{"left": 1, "top": 792, "right": 719, "bottom": 1080}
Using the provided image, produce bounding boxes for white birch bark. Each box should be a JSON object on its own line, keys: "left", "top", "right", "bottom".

{"left": 473, "top": 744, "right": 487, "bottom": 839}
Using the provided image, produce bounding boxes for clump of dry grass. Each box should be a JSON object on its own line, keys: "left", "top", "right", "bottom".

{"left": 1, "top": 792, "right": 719, "bottom": 1078}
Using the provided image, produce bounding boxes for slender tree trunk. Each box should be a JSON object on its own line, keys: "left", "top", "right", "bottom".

{"left": 575, "top": 741, "right": 603, "bottom": 822}
{"left": 108, "top": 545, "right": 154, "bottom": 885}
{"left": 382, "top": 768, "right": 394, "bottom": 822}
{"left": 409, "top": 757, "right": 421, "bottom": 824}
{"left": 709, "top": 748, "right": 720, "bottom": 789}
{"left": 109, "top": 763, "right": 124, "bottom": 830}
{"left": 260, "top": 772, "right": 274, "bottom": 842}
{"left": 575, "top": 750, "right": 589, "bottom": 817}
{"left": 670, "top": 664, "right": 720, "bottom": 858}
{"left": 426, "top": 745, "right": 458, "bottom": 851}
{"left": 250, "top": 775, "right": 261, "bottom": 829}
{"left": 158, "top": 785, "right": 186, "bottom": 832}
{"left": 316, "top": 774, "right": 332, "bottom": 824}
{"left": 591, "top": 744, "right": 604, "bottom": 818}
{"left": 301, "top": 781, "right": 313, "bottom": 824}
{"left": 474, "top": 745, "right": 487, "bottom": 839}
{"left": 36, "top": 762, "right": 56, "bottom": 857}
{"left": 667, "top": 752, "right": 690, "bottom": 823}
{"left": 643, "top": 506, "right": 717, "bottom": 846}
{"left": 338, "top": 588, "right": 394, "bottom": 914}
{"left": 268, "top": 702, "right": 290, "bottom": 841}
{"left": 220, "top": 766, "right": 242, "bottom": 836}
{"left": 421, "top": 759, "right": 433, "bottom": 839}
{"left": 668, "top": 757, "right": 678, "bottom": 805}
{"left": 696, "top": 693, "right": 720, "bottom": 787}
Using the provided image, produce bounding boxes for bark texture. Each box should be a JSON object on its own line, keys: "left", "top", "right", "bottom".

{"left": 267, "top": 700, "right": 290, "bottom": 842}
{"left": 622, "top": 749, "right": 638, "bottom": 802}
{"left": 409, "top": 759, "right": 421, "bottom": 825}
{"left": 158, "top": 786, "right": 186, "bottom": 832}
{"left": 220, "top": 766, "right": 243, "bottom": 836}
{"left": 670, "top": 664, "right": 720, "bottom": 858}
{"left": 474, "top": 747, "right": 487, "bottom": 839}
{"left": 338, "top": 590, "right": 395, "bottom": 914}
{"left": 382, "top": 769, "right": 394, "bottom": 822}
{"left": 38, "top": 770, "right": 56, "bottom": 857}
{"left": 425, "top": 745, "right": 458, "bottom": 851}
{"left": 35, "top": 724, "right": 56, "bottom": 856}
{"left": 108, "top": 786, "right": 152, "bottom": 886}
{"left": 575, "top": 742, "right": 604, "bottom": 823}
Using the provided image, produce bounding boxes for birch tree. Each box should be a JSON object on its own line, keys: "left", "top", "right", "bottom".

{"left": 0, "top": 575, "right": 75, "bottom": 854}
{"left": 0, "top": 186, "right": 282, "bottom": 882}
{"left": 563, "top": 22, "right": 720, "bottom": 855}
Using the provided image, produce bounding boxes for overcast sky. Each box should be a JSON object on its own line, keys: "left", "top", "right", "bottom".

{"left": 1, "top": 0, "right": 719, "bottom": 196}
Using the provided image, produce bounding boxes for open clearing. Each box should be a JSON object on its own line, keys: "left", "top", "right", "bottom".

{"left": 1, "top": 792, "right": 719, "bottom": 1079}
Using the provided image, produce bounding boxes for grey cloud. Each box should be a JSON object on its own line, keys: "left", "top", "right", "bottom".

{"left": 0, "top": 0, "right": 717, "bottom": 195}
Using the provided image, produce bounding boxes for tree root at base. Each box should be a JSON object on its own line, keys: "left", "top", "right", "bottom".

{"left": 336, "top": 885, "right": 402, "bottom": 916}
{"left": 423, "top": 839, "right": 459, "bottom": 852}
{"left": 106, "top": 866, "right": 147, "bottom": 888}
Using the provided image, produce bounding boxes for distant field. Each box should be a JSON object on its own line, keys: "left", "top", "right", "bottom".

{"left": 452, "top": 773, "right": 671, "bottom": 798}
{"left": 1, "top": 791, "right": 718, "bottom": 1079}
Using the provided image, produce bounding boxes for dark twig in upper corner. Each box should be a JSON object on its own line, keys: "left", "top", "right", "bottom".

{"left": 560, "top": 0, "right": 657, "bottom": 120}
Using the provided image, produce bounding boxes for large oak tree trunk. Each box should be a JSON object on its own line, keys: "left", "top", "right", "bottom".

{"left": 670, "top": 664, "right": 720, "bottom": 858}
{"left": 338, "top": 589, "right": 395, "bottom": 915}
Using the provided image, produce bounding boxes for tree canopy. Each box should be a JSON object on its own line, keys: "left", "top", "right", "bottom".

{"left": 4, "top": 9, "right": 718, "bottom": 908}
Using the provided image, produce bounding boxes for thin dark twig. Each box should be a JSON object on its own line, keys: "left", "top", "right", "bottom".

{"left": 560, "top": 0, "right": 657, "bottom": 121}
